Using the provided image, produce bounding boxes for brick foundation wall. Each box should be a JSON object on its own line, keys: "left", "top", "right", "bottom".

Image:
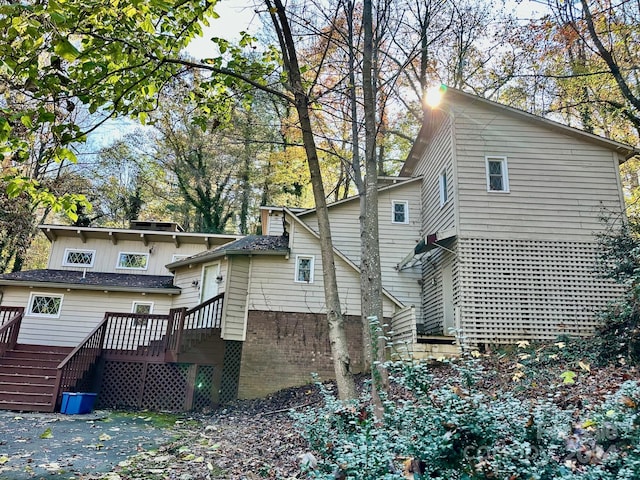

{"left": 237, "top": 311, "right": 364, "bottom": 399}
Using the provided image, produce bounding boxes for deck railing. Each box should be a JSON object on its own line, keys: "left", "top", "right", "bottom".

{"left": 53, "top": 295, "right": 225, "bottom": 407}
{"left": 0, "top": 307, "right": 24, "bottom": 357}
{"left": 52, "top": 315, "right": 108, "bottom": 407}
{"left": 166, "top": 293, "right": 224, "bottom": 358}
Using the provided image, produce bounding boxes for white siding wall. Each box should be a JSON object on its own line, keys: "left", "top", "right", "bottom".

{"left": 1, "top": 286, "right": 174, "bottom": 346}
{"left": 222, "top": 257, "right": 250, "bottom": 341}
{"left": 248, "top": 225, "right": 396, "bottom": 317}
{"left": 421, "top": 243, "right": 458, "bottom": 335}
{"left": 48, "top": 238, "right": 209, "bottom": 275}
{"left": 298, "top": 181, "right": 423, "bottom": 311}
{"left": 413, "top": 114, "right": 456, "bottom": 235}
{"left": 452, "top": 101, "right": 624, "bottom": 240}
{"left": 264, "top": 211, "right": 285, "bottom": 236}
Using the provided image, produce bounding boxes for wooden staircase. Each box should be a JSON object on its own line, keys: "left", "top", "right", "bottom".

{"left": 0, "top": 344, "right": 72, "bottom": 412}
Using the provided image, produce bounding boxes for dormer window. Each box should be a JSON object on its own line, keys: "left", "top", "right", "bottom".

{"left": 392, "top": 200, "right": 409, "bottom": 224}
{"left": 117, "top": 252, "right": 149, "bottom": 270}
{"left": 63, "top": 249, "right": 95, "bottom": 267}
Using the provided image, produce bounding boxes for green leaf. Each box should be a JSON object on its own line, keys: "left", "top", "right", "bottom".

{"left": 40, "top": 427, "right": 53, "bottom": 439}
{"left": 560, "top": 371, "right": 576, "bottom": 384}
{"left": 20, "top": 115, "right": 33, "bottom": 129}
{"left": 53, "top": 39, "right": 80, "bottom": 62}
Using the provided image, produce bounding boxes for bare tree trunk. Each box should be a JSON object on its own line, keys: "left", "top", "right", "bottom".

{"left": 362, "top": 0, "right": 388, "bottom": 410}
{"left": 268, "top": 0, "right": 357, "bottom": 400}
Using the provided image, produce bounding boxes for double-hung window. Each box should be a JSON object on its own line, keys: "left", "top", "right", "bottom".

{"left": 486, "top": 156, "right": 509, "bottom": 192}
{"left": 295, "top": 255, "right": 314, "bottom": 283}
{"left": 132, "top": 302, "right": 153, "bottom": 326}
{"left": 392, "top": 200, "right": 409, "bottom": 224}
{"left": 117, "top": 252, "right": 149, "bottom": 270}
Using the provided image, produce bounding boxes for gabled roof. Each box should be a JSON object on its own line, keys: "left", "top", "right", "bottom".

{"left": 0, "top": 269, "right": 180, "bottom": 294}
{"left": 167, "top": 235, "right": 290, "bottom": 270}
{"left": 263, "top": 176, "right": 422, "bottom": 219}
{"left": 283, "top": 208, "right": 404, "bottom": 309}
{"left": 401, "top": 87, "right": 639, "bottom": 176}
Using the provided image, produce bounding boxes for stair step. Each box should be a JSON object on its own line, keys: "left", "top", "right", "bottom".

{"left": 0, "top": 365, "right": 56, "bottom": 376}
{"left": 0, "top": 373, "right": 56, "bottom": 385}
{"left": 0, "top": 357, "right": 61, "bottom": 368}
{"left": 0, "top": 400, "right": 54, "bottom": 412}
{"left": 0, "top": 381, "right": 55, "bottom": 394}
{"left": 12, "top": 344, "right": 73, "bottom": 355}
{"left": 0, "top": 391, "right": 53, "bottom": 403}
{"left": 8, "top": 350, "right": 68, "bottom": 362}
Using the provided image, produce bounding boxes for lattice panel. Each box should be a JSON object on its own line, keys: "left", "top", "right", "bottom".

{"left": 96, "top": 361, "right": 145, "bottom": 409}
{"left": 193, "top": 365, "right": 215, "bottom": 410}
{"left": 142, "top": 363, "right": 190, "bottom": 411}
{"left": 457, "top": 238, "right": 624, "bottom": 345}
{"left": 219, "top": 341, "right": 243, "bottom": 404}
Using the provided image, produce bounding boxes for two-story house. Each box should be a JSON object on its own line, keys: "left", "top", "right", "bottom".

{"left": 0, "top": 88, "right": 635, "bottom": 412}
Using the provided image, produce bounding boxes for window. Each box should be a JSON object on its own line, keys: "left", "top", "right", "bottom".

{"left": 439, "top": 171, "right": 448, "bottom": 206}
{"left": 295, "top": 255, "right": 315, "bottom": 283}
{"left": 392, "top": 200, "right": 409, "bottom": 224}
{"left": 486, "top": 156, "right": 509, "bottom": 192}
{"left": 171, "top": 254, "right": 190, "bottom": 263}
{"left": 28, "top": 293, "right": 63, "bottom": 318}
{"left": 63, "top": 249, "right": 95, "bottom": 267}
{"left": 132, "top": 302, "right": 153, "bottom": 326}
{"left": 117, "top": 252, "right": 149, "bottom": 270}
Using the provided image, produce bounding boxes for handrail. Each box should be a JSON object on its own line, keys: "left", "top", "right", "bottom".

{"left": 0, "top": 309, "right": 24, "bottom": 357}
{"left": 52, "top": 314, "right": 109, "bottom": 408}
{"left": 0, "top": 306, "right": 24, "bottom": 326}
{"left": 178, "top": 293, "right": 224, "bottom": 353}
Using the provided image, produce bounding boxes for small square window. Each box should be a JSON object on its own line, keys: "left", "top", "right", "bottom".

{"left": 132, "top": 302, "right": 153, "bottom": 326}
{"left": 439, "top": 171, "right": 448, "bottom": 206}
{"left": 295, "top": 255, "right": 314, "bottom": 283}
{"left": 28, "top": 293, "right": 63, "bottom": 318}
{"left": 392, "top": 200, "right": 409, "bottom": 224}
{"left": 63, "top": 249, "right": 95, "bottom": 267}
{"left": 117, "top": 252, "right": 149, "bottom": 270}
{"left": 486, "top": 156, "right": 509, "bottom": 192}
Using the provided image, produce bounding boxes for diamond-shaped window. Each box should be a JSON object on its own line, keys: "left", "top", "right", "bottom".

{"left": 30, "top": 295, "right": 62, "bottom": 316}
{"left": 118, "top": 253, "right": 148, "bottom": 269}
{"left": 65, "top": 250, "right": 94, "bottom": 266}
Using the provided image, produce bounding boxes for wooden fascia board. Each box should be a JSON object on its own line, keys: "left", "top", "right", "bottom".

{"left": 0, "top": 279, "right": 181, "bottom": 294}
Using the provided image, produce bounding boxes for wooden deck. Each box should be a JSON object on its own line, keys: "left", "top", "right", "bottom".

{"left": 0, "top": 295, "right": 226, "bottom": 412}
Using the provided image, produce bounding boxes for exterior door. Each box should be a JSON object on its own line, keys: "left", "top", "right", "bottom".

{"left": 201, "top": 263, "right": 220, "bottom": 302}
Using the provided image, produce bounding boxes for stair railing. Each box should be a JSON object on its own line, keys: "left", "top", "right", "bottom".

{"left": 52, "top": 315, "right": 108, "bottom": 408}
{"left": 0, "top": 307, "right": 24, "bottom": 357}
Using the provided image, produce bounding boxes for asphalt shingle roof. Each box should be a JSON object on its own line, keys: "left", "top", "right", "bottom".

{"left": 0, "top": 269, "right": 177, "bottom": 290}
{"left": 180, "top": 235, "right": 290, "bottom": 263}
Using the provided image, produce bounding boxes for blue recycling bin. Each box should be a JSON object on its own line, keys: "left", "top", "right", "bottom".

{"left": 60, "top": 392, "right": 97, "bottom": 414}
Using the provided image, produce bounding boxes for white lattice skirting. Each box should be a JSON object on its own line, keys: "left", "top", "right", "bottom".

{"left": 457, "top": 237, "right": 623, "bottom": 345}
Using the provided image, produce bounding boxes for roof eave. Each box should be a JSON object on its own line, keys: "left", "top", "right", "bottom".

{"left": 0, "top": 279, "right": 180, "bottom": 294}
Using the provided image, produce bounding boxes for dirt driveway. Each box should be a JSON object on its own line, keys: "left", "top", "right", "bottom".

{"left": 0, "top": 410, "right": 179, "bottom": 479}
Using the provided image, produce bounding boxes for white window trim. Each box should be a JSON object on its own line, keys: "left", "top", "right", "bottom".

{"left": 391, "top": 200, "right": 409, "bottom": 224}
{"left": 132, "top": 301, "right": 154, "bottom": 314}
{"left": 116, "top": 251, "right": 150, "bottom": 270}
{"left": 485, "top": 156, "right": 510, "bottom": 193}
{"left": 294, "top": 255, "right": 315, "bottom": 283}
{"left": 27, "top": 292, "right": 64, "bottom": 318}
{"left": 439, "top": 170, "right": 448, "bottom": 207}
{"left": 62, "top": 248, "right": 96, "bottom": 268}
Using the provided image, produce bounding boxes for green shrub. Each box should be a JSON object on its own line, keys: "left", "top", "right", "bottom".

{"left": 294, "top": 358, "right": 640, "bottom": 479}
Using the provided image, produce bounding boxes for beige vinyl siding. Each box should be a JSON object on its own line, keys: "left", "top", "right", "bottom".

{"left": 221, "top": 257, "right": 250, "bottom": 341}
{"left": 453, "top": 101, "right": 624, "bottom": 240}
{"left": 172, "top": 261, "right": 228, "bottom": 310}
{"left": 420, "top": 241, "right": 458, "bottom": 334}
{"left": 248, "top": 225, "right": 396, "bottom": 317}
{"left": 298, "top": 181, "right": 423, "bottom": 311}
{"left": 391, "top": 305, "right": 416, "bottom": 345}
{"left": 457, "top": 237, "right": 623, "bottom": 344}
{"left": 413, "top": 114, "right": 456, "bottom": 235}
{"left": 1, "top": 287, "right": 174, "bottom": 347}
{"left": 264, "top": 211, "right": 285, "bottom": 236}
{"left": 48, "top": 238, "right": 209, "bottom": 275}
